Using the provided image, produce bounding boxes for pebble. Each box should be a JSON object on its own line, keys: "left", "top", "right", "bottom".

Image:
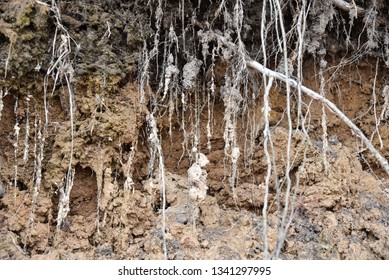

{"left": 176, "top": 213, "right": 189, "bottom": 224}
{"left": 96, "top": 245, "right": 113, "bottom": 256}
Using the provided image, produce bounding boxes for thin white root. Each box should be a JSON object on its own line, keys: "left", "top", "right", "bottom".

{"left": 147, "top": 114, "right": 168, "bottom": 260}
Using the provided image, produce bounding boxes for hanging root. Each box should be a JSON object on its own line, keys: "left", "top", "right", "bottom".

{"left": 56, "top": 167, "right": 75, "bottom": 230}
{"left": 35, "top": 0, "right": 79, "bottom": 230}
{"left": 0, "top": 88, "right": 6, "bottom": 121}
{"left": 13, "top": 96, "right": 20, "bottom": 201}
{"left": 147, "top": 114, "right": 168, "bottom": 260}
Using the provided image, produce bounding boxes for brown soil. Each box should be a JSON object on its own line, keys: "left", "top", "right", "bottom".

{"left": 0, "top": 0, "right": 389, "bottom": 260}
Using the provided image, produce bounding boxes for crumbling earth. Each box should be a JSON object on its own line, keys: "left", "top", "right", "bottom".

{"left": 0, "top": 0, "right": 389, "bottom": 260}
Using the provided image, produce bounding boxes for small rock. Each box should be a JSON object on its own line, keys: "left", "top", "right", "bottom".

{"left": 176, "top": 213, "right": 188, "bottom": 224}
{"left": 200, "top": 240, "right": 209, "bottom": 248}
{"left": 96, "top": 244, "right": 113, "bottom": 256}
{"left": 60, "top": 219, "right": 70, "bottom": 231}
{"left": 139, "top": 197, "right": 148, "bottom": 208}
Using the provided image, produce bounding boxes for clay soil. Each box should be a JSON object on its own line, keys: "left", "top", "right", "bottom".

{"left": 0, "top": 0, "right": 389, "bottom": 260}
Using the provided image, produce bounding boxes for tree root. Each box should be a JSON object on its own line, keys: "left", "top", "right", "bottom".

{"left": 331, "top": 0, "right": 387, "bottom": 25}
{"left": 331, "top": 0, "right": 365, "bottom": 16}
{"left": 246, "top": 60, "right": 389, "bottom": 177}
{"left": 196, "top": 24, "right": 389, "bottom": 176}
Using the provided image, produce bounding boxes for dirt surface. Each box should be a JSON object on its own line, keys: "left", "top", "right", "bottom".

{"left": 0, "top": 0, "right": 389, "bottom": 259}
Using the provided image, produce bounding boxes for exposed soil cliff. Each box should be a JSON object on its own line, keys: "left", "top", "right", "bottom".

{"left": 0, "top": 0, "right": 388, "bottom": 259}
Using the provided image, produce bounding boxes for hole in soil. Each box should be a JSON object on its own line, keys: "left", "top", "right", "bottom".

{"left": 121, "top": 142, "right": 133, "bottom": 153}
{"left": 16, "top": 181, "right": 28, "bottom": 191}
{"left": 69, "top": 165, "right": 97, "bottom": 218}
{"left": 0, "top": 201, "right": 7, "bottom": 211}
{"left": 152, "top": 201, "right": 171, "bottom": 213}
